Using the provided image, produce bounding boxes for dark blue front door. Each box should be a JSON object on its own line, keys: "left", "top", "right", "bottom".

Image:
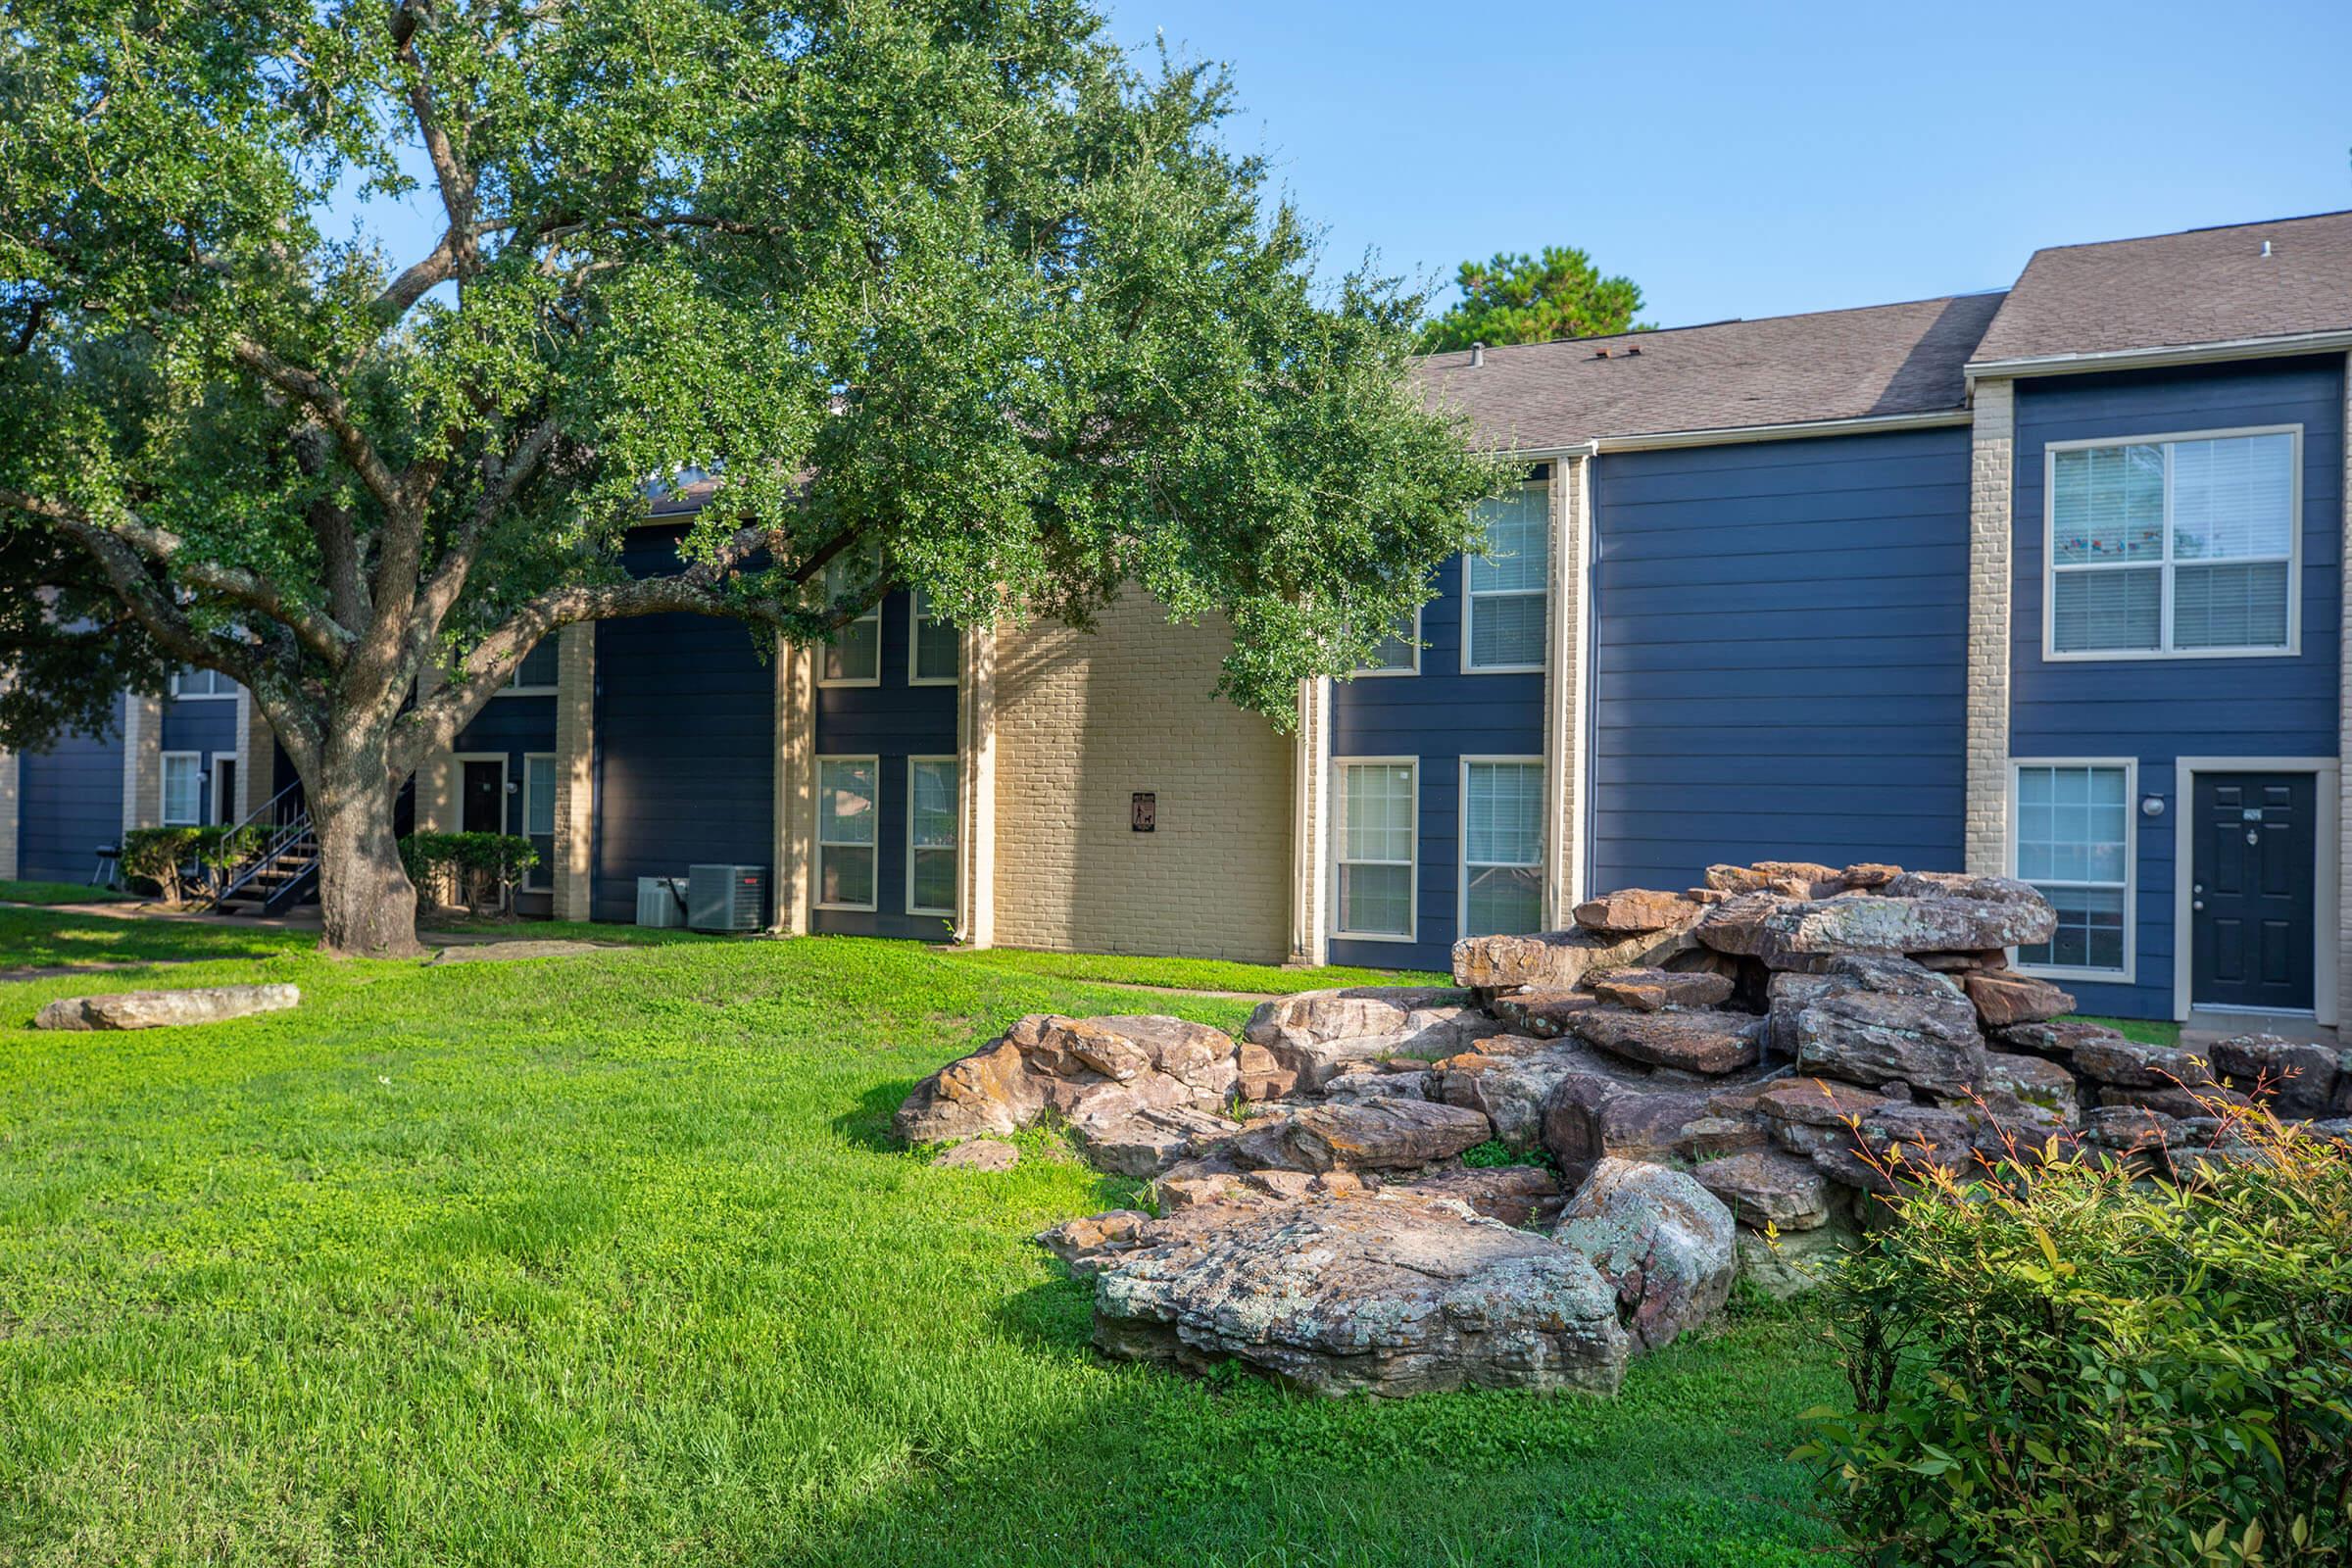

{"left": 2190, "top": 771, "right": 2317, "bottom": 1012}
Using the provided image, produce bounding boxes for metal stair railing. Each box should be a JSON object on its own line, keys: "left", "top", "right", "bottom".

{"left": 206, "top": 782, "right": 314, "bottom": 910}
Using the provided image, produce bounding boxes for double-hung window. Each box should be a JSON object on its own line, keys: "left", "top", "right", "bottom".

{"left": 1333, "top": 759, "right": 1416, "bottom": 940}
{"left": 1354, "top": 608, "right": 1420, "bottom": 675}
{"left": 909, "top": 590, "right": 958, "bottom": 685}
{"left": 1461, "top": 760, "right": 1544, "bottom": 937}
{"left": 170, "top": 666, "right": 235, "bottom": 699}
{"left": 503, "top": 639, "right": 560, "bottom": 693}
{"left": 1464, "top": 482, "right": 1548, "bottom": 671}
{"left": 817, "top": 757, "right": 879, "bottom": 909}
{"left": 822, "top": 541, "right": 886, "bottom": 685}
{"left": 521, "top": 753, "right": 557, "bottom": 891}
{"left": 2047, "top": 429, "right": 2298, "bottom": 657}
{"left": 162, "top": 752, "right": 204, "bottom": 825}
{"left": 906, "top": 758, "right": 958, "bottom": 915}
{"left": 2012, "top": 761, "right": 2132, "bottom": 977}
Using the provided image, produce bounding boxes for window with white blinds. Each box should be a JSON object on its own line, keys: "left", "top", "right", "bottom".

{"left": 816, "top": 757, "right": 879, "bottom": 908}
{"left": 1465, "top": 483, "right": 1548, "bottom": 670}
{"left": 1461, "top": 760, "right": 1543, "bottom": 937}
{"left": 2047, "top": 430, "right": 2297, "bottom": 657}
{"left": 2012, "top": 762, "right": 2132, "bottom": 977}
{"left": 906, "top": 758, "right": 958, "bottom": 915}
{"left": 1333, "top": 760, "right": 1416, "bottom": 939}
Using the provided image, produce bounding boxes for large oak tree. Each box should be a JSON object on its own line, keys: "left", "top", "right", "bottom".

{"left": 0, "top": 0, "right": 1499, "bottom": 956}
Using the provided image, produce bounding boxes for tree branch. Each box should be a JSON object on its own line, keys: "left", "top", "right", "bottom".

{"left": 228, "top": 337, "right": 403, "bottom": 514}
{"left": 411, "top": 415, "right": 559, "bottom": 649}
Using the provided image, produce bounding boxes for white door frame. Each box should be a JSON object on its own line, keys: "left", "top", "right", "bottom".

{"left": 2171, "top": 755, "right": 2338, "bottom": 1025}
{"left": 212, "top": 755, "right": 239, "bottom": 828}
{"left": 452, "top": 752, "right": 512, "bottom": 836}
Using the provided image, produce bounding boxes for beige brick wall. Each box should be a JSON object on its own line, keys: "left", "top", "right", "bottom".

{"left": 235, "top": 686, "right": 276, "bottom": 819}
{"left": 770, "top": 638, "right": 815, "bottom": 935}
{"left": 992, "top": 593, "right": 1294, "bottom": 963}
{"left": 554, "top": 624, "right": 597, "bottom": 920}
{"left": 0, "top": 744, "right": 18, "bottom": 881}
{"left": 1964, "top": 379, "right": 2015, "bottom": 875}
{"left": 1289, "top": 677, "right": 1329, "bottom": 965}
{"left": 122, "top": 691, "right": 160, "bottom": 834}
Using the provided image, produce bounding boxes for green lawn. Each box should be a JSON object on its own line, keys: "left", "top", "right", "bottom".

{"left": 0, "top": 878, "right": 136, "bottom": 906}
{"left": 939, "top": 945, "right": 1452, "bottom": 996}
{"left": 0, "top": 911, "right": 1839, "bottom": 1566}
{"left": 2069, "top": 1013, "right": 2183, "bottom": 1048}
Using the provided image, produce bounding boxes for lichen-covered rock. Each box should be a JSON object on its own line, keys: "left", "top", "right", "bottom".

{"left": 1693, "top": 892, "right": 1797, "bottom": 956}
{"left": 2209, "top": 1033, "right": 2344, "bottom": 1119}
{"left": 1752, "top": 1077, "right": 1896, "bottom": 1155}
{"left": 1960, "top": 971, "right": 2075, "bottom": 1029}
{"left": 1230, "top": 1097, "right": 1492, "bottom": 1173}
{"left": 2081, "top": 1103, "right": 2177, "bottom": 1156}
{"left": 898, "top": 1013, "right": 1242, "bottom": 1147}
{"left": 1427, "top": 1036, "right": 1619, "bottom": 1148}
{"left": 2069, "top": 1035, "right": 2221, "bottom": 1091}
{"left": 32, "top": 983, "right": 300, "bottom": 1031}
{"left": 1069, "top": 1101, "right": 1245, "bottom": 1177}
{"left": 1766, "top": 971, "right": 1836, "bottom": 1059}
{"left": 1571, "top": 1005, "right": 1763, "bottom": 1075}
{"left": 1572, "top": 889, "right": 1703, "bottom": 935}
{"left": 1992, "top": 1018, "right": 2131, "bottom": 1060}
{"left": 895, "top": 1039, "right": 1048, "bottom": 1144}
{"left": 1554, "top": 1158, "right": 1738, "bottom": 1353}
{"left": 1795, "top": 983, "right": 1986, "bottom": 1096}
{"left": 1088, "top": 1198, "right": 1631, "bottom": 1396}
{"left": 1693, "top": 1149, "right": 1833, "bottom": 1231}
{"left": 1586, "top": 967, "right": 1736, "bottom": 1012}
{"left": 1489, "top": 986, "right": 1602, "bottom": 1038}
{"left": 1387, "top": 1164, "right": 1564, "bottom": 1228}
{"left": 1453, "top": 921, "right": 1700, "bottom": 992}
{"left": 1243, "top": 989, "right": 1476, "bottom": 1090}
{"left": 1735, "top": 1209, "right": 1860, "bottom": 1298}
{"left": 933, "top": 1138, "right": 1018, "bottom": 1171}
{"left": 1754, "top": 888, "right": 2056, "bottom": 966}
{"left": 1540, "top": 1065, "right": 1777, "bottom": 1182}
{"left": 2098, "top": 1083, "right": 2251, "bottom": 1118}
{"left": 1705, "top": 861, "right": 1839, "bottom": 896}
{"left": 1812, "top": 1103, "right": 1979, "bottom": 1194}
{"left": 1321, "top": 1060, "right": 1434, "bottom": 1103}
{"left": 1979, "top": 1051, "right": 2082, "bottom": 1124}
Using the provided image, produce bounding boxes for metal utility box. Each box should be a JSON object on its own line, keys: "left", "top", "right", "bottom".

{"left": 636, "top": 876, "right": 686, "bottom": 928}
{"left": 687, "top": 863, "right": 766, "bottom": 932}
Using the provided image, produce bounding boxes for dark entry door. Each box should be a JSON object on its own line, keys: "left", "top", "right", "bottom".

{"left": 2190, "top": 771, "right": 2317, "bottom": 1011}
{"left": 461, "top": 760, "right": 505, "bottom": 835}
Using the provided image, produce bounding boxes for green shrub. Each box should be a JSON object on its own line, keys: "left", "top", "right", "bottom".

{"left": 120, "top": 824, "right": 265, "bottom": 904}
{"left": 399, "top": 831, "right": 539, "bottom": 912}
{"left": 1796, "top": 1107, "right": 2352, "bottom": 1567}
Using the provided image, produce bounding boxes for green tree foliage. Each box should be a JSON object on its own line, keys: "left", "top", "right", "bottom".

{"left": 1415, "top": 246, "right": 1644, "bottom": 352}
{"left": 1797, "top": 1107, "right": 2352, "bottom": 1567}
{"left": 0, "top": 0, "right": 1504, "bottom": 954}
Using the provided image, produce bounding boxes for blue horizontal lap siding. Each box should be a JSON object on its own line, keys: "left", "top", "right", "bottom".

{"left": 454, "top": 694, "right": 558, "bottom": 839}
{"left": 17, "top": 695, "right": 125, "bottom": 882}
{"left": 811, "top": 590, "right": 959, "bottom": 941}
{"left": 1329, "top": 556, "right": 1542, "bottom": 973}
{"left": 2010, "top": 357, "right": 2344, "bottom": 1020}
{"left": 591, "top": 527, "right": 777, "bottom": 925}
{"left": 161, "top": 694, "right": 239, "bottom": 809}
{"left": 1591, "top": 428, "right": 1970, "bottom": 897}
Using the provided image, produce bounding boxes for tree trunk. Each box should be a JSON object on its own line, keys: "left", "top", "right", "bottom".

{"left": 309, "top": 740, "right": 424, "bottom": 959}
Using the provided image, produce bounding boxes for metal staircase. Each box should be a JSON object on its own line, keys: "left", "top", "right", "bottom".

{"left": 208, "top": 782, "right": 320, "bottom": 916}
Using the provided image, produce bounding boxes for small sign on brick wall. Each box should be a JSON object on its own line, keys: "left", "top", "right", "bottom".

{"left": 1131, "top": 792, "right": 1156, "bottom": 833}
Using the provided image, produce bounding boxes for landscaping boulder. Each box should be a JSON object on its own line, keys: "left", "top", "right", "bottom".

{"left": 1752, "top": 1077, "right": 1896, "bottom": 1157}
{"left": 1540, "top": 1066, "right": 1777, "bottom": 1182}
{"left": 1554, "top": 1158, "right": 1739, "bottom": 1353}
{"left": 1794, "top": 971, "right": 1985, "bottom": 1096}
{"left": 1978, "top": 1051, "right": 2081, "bottom": 1124}
{"left": 1244, "top": 989, "right": 1480, "bottom": 1092}
{"left": 1453, "top": 920, "right": 1700, "bottom": 993}
{"left": 1692, "top": 1149, "right": 1834, "bottom": 1231}
{"left": 1386, "top": 1164, "right": 1565, "bottom": 1228}
{"left": 1088, "top": 1197, "right": 1632, "bottom": 1396}
{"left": 1753, "top": 884, "right": 2055, "bottom": 966}
{"left": 1811, "top": 1103, "right": 1979, "bottom": 1194}
{"left": 1692, "top": 892, "right": 1794, "bottom": 956}
{"left": 933, "top": 1138, "right": 1018, "bottom": 1171}
{"left": 32, "top": 983, "right": 300, "bottom": 1031}
{"left": 2209, "top": 1033, "right": 2344, "bottom": 1120}
{"left": 1489, "top": 986, "right": 1601, "bottom": 1038}
{"left": 1427, "top": 1036, "right": 1619, "bottom": 1148}
{"left": 1960, "top": 971, "right": 2075, "bottom": 1030}
{"left": 896, "top": 1012, "right": 1242, "bottom": 1147}
{"left": 1586, "top": 967, "right": 1735, "bottom": 1012}
{"left": 2069, "top": 1035, "right": 2220, "bottom": 1091}
{"left": 1070, "top": 1102, "right": 1244, "bottom": 1178}
{"left": 1704, "top": 861, "right": 1839, "bottom": 897}
{"left": 1573, "top": 1005, "right": 1762, "bottom": 1075}
{"left": 1735, "top": 1211, "right": 1860, "bottom": 1298}
{"left": 1573, "top": 889, "right": 1703, "bottom": 935}
{"left": 895, "top": 1038, "right": 1045, "bottom": 1143}
{"left": 1230, "top": 1097, "right": 1492, "bottom": 1173}
{"left": 1992, "top": 1018, "right": 2130, "bottom": 1060}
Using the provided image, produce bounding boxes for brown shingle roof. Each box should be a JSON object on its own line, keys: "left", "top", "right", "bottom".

{"left": 1414, "top": 292, "right": 2005, "bottom": 450}
{"left": 1972, "top": 210, "right": 2352, "bottom": 366}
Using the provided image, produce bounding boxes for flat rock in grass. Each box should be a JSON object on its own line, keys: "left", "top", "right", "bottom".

{"left": 1554, "top": 1158, "right": 1738, "bottom": 1353}
{"left": 1571, "top": 1005, "right": 1763, "bottom": 1075}
{"left": 1794, "top": 985, "right": 1985, "bottom": 1096}
{"left": 2209, "top": 1033, "right": 2345, "bottom": 1119}
{"left": 1453, "top": 922, "right": 1700, "bottom": 992}
{"left": 1586, "top": 967, "right": 1736, "bottom": 1012}
{"left": 1489, "top": 986, "right": 1603, "bottom": 1039}
{"left": 1231, "top": 1097, "right": 1492, "bottom": 1173}
{"left": 896, "top": 1039, "right": 1045, "bottom": 1144}
{"left": 1693, "top": 1149, "right": 1833, "bottom": 1231}
{"left": 32, "top": 983, "right": 300, "bottom": 1032}
{"left": 932, "top": 1138, "right": 1018, "bottom": 1172}
{"left": 1572, "top": 889, "right": 1704, "bottom": 935}
{"left": 428, "top": 940, "right": 610, "bottom": 963}
{"left": 1428, "top": 1036, "right": 1631, "bottom": 1149}
{"left": 1088, "top": 1197, "right": 1631, "bottom": 1396}
{"left": 1960, "top": 971, "right": 2075, "bottom": 1029}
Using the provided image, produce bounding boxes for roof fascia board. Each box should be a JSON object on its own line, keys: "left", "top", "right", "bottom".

{"left": 1966, "top": 328, "right": 2352, "bottom": 389}
{"left": 1517, "top": 408, "right": 1969, "bottom": 458}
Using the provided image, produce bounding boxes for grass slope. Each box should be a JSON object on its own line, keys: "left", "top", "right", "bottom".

{"left": 0, "top": 879, "right": 135, "bottom": 906}
{"left": 0, "top": 914, "right": 1838, "bottom": 1566}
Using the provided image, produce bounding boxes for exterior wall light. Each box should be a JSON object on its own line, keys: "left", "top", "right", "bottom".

{"left": 2140, "top": 794, "right": 2166, "bottom": 817}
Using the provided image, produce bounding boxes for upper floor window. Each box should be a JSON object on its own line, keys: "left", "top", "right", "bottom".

{"left": 170, "top": 666, "right": 236, "bottom": 699}
{"left": 909, "top": 590, "right": 958, "bottom": 685}
{"left": 2046, "top": 429, "right": 2298, "bottom": 658}
{"left": 1464, "top": 482, "right": 1548, "bottom": 671}
{"left": 1354, "top": 609, "right": 1420, "bottom": 675}
{"left": 821, "top": 540, "right": 885, "bottom": 686}
{"left": 501, "top": 639, "right": 560, "bottom": 693}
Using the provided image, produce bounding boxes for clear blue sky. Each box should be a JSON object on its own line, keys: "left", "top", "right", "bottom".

{"left": 1105, "top": 0, "right": 2352, "bottom": 327}
{"left": 334, "top": 0, "right": 2350, "bottom": 330}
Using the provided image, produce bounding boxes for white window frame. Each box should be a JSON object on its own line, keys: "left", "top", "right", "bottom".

{"left": 2007, "top": 757, "right": 2137, "bottom": 984}
{"left": 907, "top": 591, "right": 959, "bottom": 687}
{"left": 819, "top": 544, "right": 886, "bottom": 689}
{"left": 496, "top": 640, "right": 560, "bottom": 696}
{"left": 161, "top": 750, "right": 205, "bottom": 825}
{"left": 1329, "top": 755, "right": 1419, "bottom": 944}
{"left": 1460, "top": 478, "right": 1549, "bottom": 675}
{"left": 1351, "top": 604, "right": 1423, "bottom": 677}
{"left": 520, "top": 752, "right": 557, "bottom": 892}
{"left": 815, "top": 754, "right": 881, "bottom": 911}
{"left": 1457, "top": 755, "right": 1545, "bottom": 940}
{"left": 906, "top": 755, "right": 958, "bottom": 915}
{"left": 168, "top": 667, "right": 236, "bottom": 700}
{"left": 2041, "top": 424, "right": 2303, "bottom": 662}
{"left": 212, "top": 757, "right": 239, "bottom": 828}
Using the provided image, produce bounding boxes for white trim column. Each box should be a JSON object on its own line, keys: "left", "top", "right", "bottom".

{"left": 1964, "top": 379, "right": 2016, "bottom": 875}
{"left": 552, "top": 624, "right": 596, "bottom": 920}
{"left": 770, "top": 637, "right": 815, "bottom": 935}
{"left": 1290, "top": 675, "right": 1330, "bottom": 966}
{"left": 956, "top": 622, "right": 997, "bottom": 948}
{"left": 1543, "top": 451, "right": 1592, "bottom": 917}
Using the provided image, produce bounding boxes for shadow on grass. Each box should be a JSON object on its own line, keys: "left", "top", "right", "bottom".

{"left": 831, "top": 1077, "right": 920, "bottom": 1154}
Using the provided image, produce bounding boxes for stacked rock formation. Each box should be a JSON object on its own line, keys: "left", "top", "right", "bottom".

{"left": 896, "top": 859, "right": 2352, "bottom": 1397}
